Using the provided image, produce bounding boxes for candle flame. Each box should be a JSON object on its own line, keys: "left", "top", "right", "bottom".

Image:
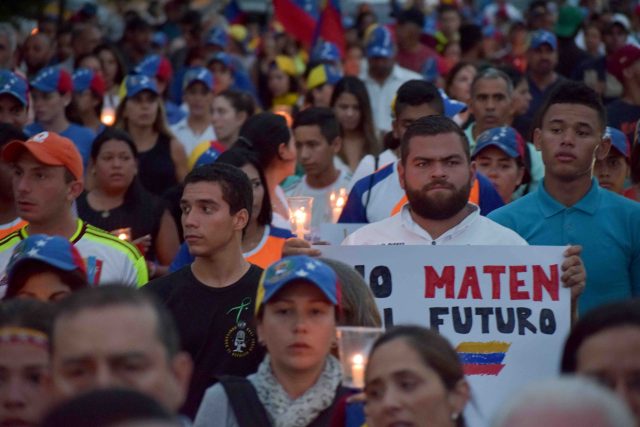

{"left": 101, "top": 109, "right": 116, "bottom": 126}
{"left": 117, "top": 233, "right": 128, "bottom": 240}
{"left": 352, "top": 353, "right": 365, "bottom": 365}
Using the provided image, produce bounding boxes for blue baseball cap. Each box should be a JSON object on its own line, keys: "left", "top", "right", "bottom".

{"left": 605, "top": 126, "right": 631, "bottom": 158}
{"left": 30, "top": 66, "right": 73, "bottom": 94}
{"left": 123, "top": 74, "right": 158, "bottom": 98}
{"left": 439, "top": 89, "right": 467, "bottom": 118}
{"left": 183, "top": 67, "right": 214, "bottom": 91}
{"left": 152, "top": 31, "right": 168, "bottom": 48}
{"left": 205, "top": 27, "right": 228, "bottom": 48}
{"left": 307, "top": 64, "right": 342, "bottom": 90}
{"left": 255, "top": 256, "right": 341, "bottom": 314}
{"left": 366, "top": 25, "right": 395, "bottom": 58}
{"left": 72, "top": 68, "right": 106, "bottom": 97}
{"left": 0, "top": 70, "right": 28, "bottom": 106}
{"left": 311, "top": 41, "right": 341, "bottom": 63}
{"left": 473, "top": 126, "right": 525, "bottom": 159}
{"left": 6, "top": 234, "right": 86, "bottom": 284}
{"left": 207, "top": 51, "right": 234, "bottom": 69}
{"left": 134, "top": 54, "right": 173, "bottom": 82}
{"left": 530, "top": 30, "right": 557, "bottom": 50}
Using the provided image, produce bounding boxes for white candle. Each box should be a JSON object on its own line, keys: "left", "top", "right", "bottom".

{"left": 101, "top": 107, "right": 116, "bottom": 126}
{"left": 351, "top": 353, "right": 365, "bottom": 389}
{"left": 330, "top": 188, "right": 347, "bottom": 223}
{"left": 293, "top": 208, "right": 308, "bottom": 239}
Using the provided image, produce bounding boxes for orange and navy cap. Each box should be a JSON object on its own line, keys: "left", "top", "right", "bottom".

{"left": 255, "top": 256, "right": 341, "bottom": 314}
{"left": 1, "top": 131, "right": 84, "bottom": 182}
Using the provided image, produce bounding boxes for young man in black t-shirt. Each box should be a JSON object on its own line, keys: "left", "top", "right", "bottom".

{"left": 144, "top": 163, "right": 264, "bottom": 419}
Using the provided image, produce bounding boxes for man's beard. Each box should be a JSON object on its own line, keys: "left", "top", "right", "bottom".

{"left": 406, "top": 179, "right": 471, "bottom": 220}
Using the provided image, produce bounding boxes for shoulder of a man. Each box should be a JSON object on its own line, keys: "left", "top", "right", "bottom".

{"left": 488, "top": 192, "right": 538, "bottom": 229}
{"left": 143, "top": 266, "right": 190, "bottom": 300}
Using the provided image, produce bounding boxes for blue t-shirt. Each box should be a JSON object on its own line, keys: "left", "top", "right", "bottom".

{"left": 24, "top": 123, "right": 95, "bottom": 170}
{"left": 489, "top": 179, "right": 640, "bottom": 315}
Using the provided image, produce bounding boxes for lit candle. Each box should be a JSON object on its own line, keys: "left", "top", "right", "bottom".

{"left": 293, "top": 207, "right": 308, "bottom": 239}
{"left": 111, "top": 227, "right": 131, "bottom": 242}
{"left": 101, "top": 107, "right": 116, "bottom": 126}
{"left": 351, "top": 353, "right": 365, "bottom": 389}
{"left": 330, "top": 188, "right": 347, "bottom": 223}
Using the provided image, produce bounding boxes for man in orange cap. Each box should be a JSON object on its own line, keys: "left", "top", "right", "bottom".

{"left": 0, "top": 131, "right": 148, "bottom": 295}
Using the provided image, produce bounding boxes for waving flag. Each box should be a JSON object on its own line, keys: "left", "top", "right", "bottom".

{"left": 223, "top": 0, "right": 245, "bottom": 24}
{"left": 273, "top": 0, "right": 319, "bottom": 47}
{"left": 314, "top": 0, "right": 345, "bottom": 56}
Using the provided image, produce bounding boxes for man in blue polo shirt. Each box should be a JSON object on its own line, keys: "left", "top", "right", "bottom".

{"left": 489, "top": 81, "right": 640, "bottom": 315}
{"left": 25, "top": 66, "right": 95, "bottom": 170}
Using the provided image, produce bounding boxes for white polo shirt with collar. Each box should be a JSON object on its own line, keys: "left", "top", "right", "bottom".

{"left": 342, "top": 204, "right": 527, "bottom": 246}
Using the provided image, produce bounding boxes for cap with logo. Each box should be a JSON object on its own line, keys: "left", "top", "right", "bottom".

{"left": 311, "top": 41, "right": 341, "bottom": 63}
{"left": 1, "top": 131, "right": 84, "bottom": 182}
{"left": 607, "top": 44, "right": 640, "bottom": 83}
{"left": 205, "top": 27, "right": 228, "bottom": 48}
{"left": 529, "top": 30, "right": 557, "bottom": 50}
{"left": 366, "top": 25, "right": 395, "bottom": 58}
{"left": 307, "top": 64, "right": 342, "bottom": 90}
{"left": 183, "top": 67, "right": 214, "bottom": 91}
{"left": 255, "top": 255, "right": 341, "bottom": 314}
{"left": 134, "top": 54, "right": 173, "bottom": 82}
{"left": 72, "top": 68, "right": 106, "bottom": 98}
{"left": 6, "top": 234, "right": 86, "bottom": 285}
{"left": 0, "top": 70, "right": 28, "bottom": 106}
{"left": 30, "top": 66, "right": 73, "bottom": 94}
{"left": 122, "top": 74, "right": 159, "bottom": 99}
{"left": 472, "top": 126, "right": 525, "bottom": 159}
{"left": 605, "top": 126, "right": 631, "bottom": 159}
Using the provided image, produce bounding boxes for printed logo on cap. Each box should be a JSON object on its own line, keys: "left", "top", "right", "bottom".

{"left": 32, "top": 132, "right": 49, "bottom": 143}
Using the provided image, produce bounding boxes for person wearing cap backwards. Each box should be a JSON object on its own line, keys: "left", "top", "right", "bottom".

{"left": 145, "top": 163, "right": 265, "bottom": 418}
{"left": 0, "top": 70, "right": 29, "bottom": 129}
{"left": 0, "top": 131, "right": 148, "bottom": 292}
{"left": 522, "top": 30, "right": 563, "bottom": 138}
{"left": 606, "top": 44, "right": 640, "bottom": 140}
{"left": 360, "top": 24, "right": 422, "bottom": 135}
{"left": 3, "top": 234, "right": 88, "bottom": 302}
{"left": 594, "top": 127, "right": 633, "bottom": 198}
{"left": 25, "top": 66, "right": 96, "bottom": 170}
{"left": 305, "top": 64, "right": 343, "bottom": 108}
{"left": 170, "top": 67, "right": 216, "bottom": 158}
{"left": 134, "top": 54, "right": 186, "bottom": 125}
{"left": 194, "top": 255, "right": 350, "bottom": 427}
{"left": 472, "top": 126, "right": 528, "bottom": 204}
{"left": 70, "top": 67, "right": 107, "bottom": 134}
{"left": 490, "top": 81, "right": 640, "bottom": 315}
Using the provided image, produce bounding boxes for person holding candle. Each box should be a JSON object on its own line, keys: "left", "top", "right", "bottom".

{"left": 76, "top": 128, "right": 180, "bottom": 278}
{"left": 285, "top": 108, "right": 352, "bottom": 234}
{"left": 94, "top": 43, "right": 127, "bottom": 125}
{"left": 364, "top": 325, "right": 470, "bottom": 427}
{"left": 194, "top": 255, "right": 350, "bottom": 427}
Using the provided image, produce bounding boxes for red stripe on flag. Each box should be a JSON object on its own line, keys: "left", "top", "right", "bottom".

{"left": 319, "top": 3, "right": 345, "bottom": 56}
{"left": 273, "top": 0, "right": 316, "bottom": 47}
{"left": 463, "top": 364, "right": 505, "bottom": 376}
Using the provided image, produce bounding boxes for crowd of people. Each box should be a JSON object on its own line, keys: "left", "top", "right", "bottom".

{"left": 0, "top": 0, "right": 640, "bottom": 426}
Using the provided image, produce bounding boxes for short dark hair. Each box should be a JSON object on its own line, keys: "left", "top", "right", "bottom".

{"left": 91, "top": 127, "right": 139, "bottom": 160}
{"left": 292, "top": 107, "right": 340, "bottom": 144}
{"left": 0, "top": 298, "right": 55, "bottom": 337}
{"left": 401, "top": 115, "right": 470, "bottom": 164}
{"left": 217, "top": 89, "right": 256, "bottom": 117}
{"left": 394, "top": 80, "right": 444, "bottom": 119}
{"left": 40, "top": 387, "right": 178, "bottom": 427}
{"left": 535, "top": 80, "right": 607, "bottom": 133}
{"left": 217, "top": 147, "right": 272, "bottom": 226}
{"left": 0, "top": 124, "right": 27, "bottom": 148}
{"left": 184, "top": 162, "right": 253, "bottom": 220}
{"left": 561, "top": 299, "right": 640, "bottom": 373}
{"left": 397, "top": 7, "right": 424, "bottom": 27}
{"left": 52, "top": 286, "right": 181, "bottom": 358}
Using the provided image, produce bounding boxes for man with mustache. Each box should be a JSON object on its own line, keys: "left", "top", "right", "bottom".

{"left": 465, "top": 67, "right": 514, "bottom": 152}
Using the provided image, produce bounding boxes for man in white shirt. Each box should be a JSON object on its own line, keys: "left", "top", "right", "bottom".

{"left": 360, "top": 25, "right": 423, "bottom": 134}
{"left": 170, "top": 67, "right": 217, "bottom": 157}
{"left": 285, "top": 108, "right": 351, "bottom": 234}
{"left": 344, "top": 115, "right": 522, "bottom": 246}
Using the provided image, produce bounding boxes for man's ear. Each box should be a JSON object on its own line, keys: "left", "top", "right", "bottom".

{"left": 68, "top": 180, "right": 84, "bottom": 201}
{"left": 62, "top": 91, "right": 72, "bottom": 108}
{"left": 233, "top": 208, "right": 250, "bottom": 231}
{"left": 469, "top": 160, "right": 477, "bottom": 186}
{"left": 595, "top": 135, "right": 611, "bottom": 161}
{"left": 533, "top": 128, "right": 543, "bottom": 151}
{"left": 331, "top": 136, "right": 342, "bottom": 154}
{"left": 170, "top": 352, "right": 193, "bottom": 409}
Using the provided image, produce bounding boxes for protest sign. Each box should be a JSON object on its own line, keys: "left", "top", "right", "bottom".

{"left": 320, "top": 244, "right": 570, "bottom": 427}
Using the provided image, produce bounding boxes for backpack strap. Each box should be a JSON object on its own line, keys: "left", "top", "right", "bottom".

{"left": 218, "top": 376, "right": 272, "bottom": 427}
{"left": 307, "top": 385, "right": 355, "bottom": 427}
